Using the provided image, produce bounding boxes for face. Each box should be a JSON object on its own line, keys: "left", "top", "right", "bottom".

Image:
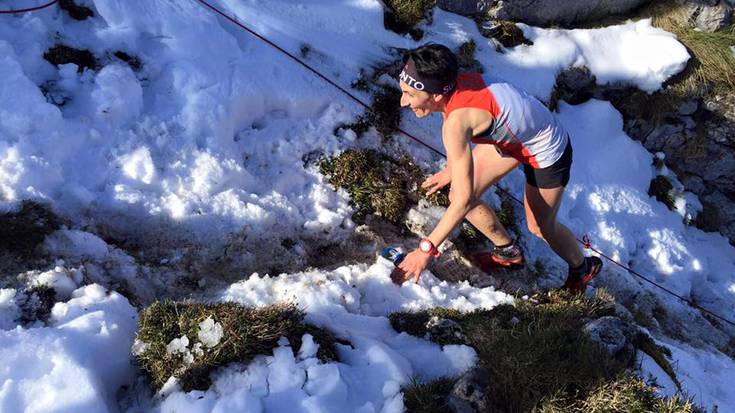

{"left": 399, "top": 81, "right": 442, "bottom": 118}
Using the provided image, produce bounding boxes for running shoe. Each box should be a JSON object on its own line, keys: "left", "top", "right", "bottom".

{"left": 563, "top": 256, "right": 603, "bottom": 294}
{"left": 471, "top": 243, "right": 524, "bottom": 271}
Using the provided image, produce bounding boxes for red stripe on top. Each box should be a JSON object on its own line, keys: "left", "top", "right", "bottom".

{"left": 445, "top": 74, "right": 501, "bottom": 119}
{"left": 450, "top": 74, "right": 539, "bottom": 167}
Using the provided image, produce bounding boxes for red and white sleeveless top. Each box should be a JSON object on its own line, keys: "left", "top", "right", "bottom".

{"left": 445, "top": 73, "right": 568, "bottom": 169}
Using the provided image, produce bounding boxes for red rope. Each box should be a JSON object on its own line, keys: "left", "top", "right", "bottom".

{"left": 194, "top": 0, "right": 735, "bottom": 328}
{"left": 0, "top": 0, "right": 58, "bottom": 14}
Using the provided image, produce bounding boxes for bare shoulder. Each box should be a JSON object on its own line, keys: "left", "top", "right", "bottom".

{"left": 443, "top": 108, "right": 478, "bottom": 142}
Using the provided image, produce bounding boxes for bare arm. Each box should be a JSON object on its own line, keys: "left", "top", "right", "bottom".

{"left": 426, "top": 116, "right": 474, "bottom": 248}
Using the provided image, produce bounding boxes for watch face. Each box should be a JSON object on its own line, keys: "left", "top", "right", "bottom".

{"left": 419, "top": 240, "right": 431, "bottom": 252}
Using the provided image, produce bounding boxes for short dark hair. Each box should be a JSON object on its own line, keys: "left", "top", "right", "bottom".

{"left": 404, "top": 44, "right": 458, "bottom": 90}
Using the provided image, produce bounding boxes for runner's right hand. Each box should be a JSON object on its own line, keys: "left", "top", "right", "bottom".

{"left": 421, "top": 169, "right": 451, "bottom": 196}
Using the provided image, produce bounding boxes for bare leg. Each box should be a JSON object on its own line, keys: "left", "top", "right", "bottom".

{"left": 523, "top": 183, "right": 584, "bottom": 267}
{"left": 455, "top": 145, "right": 520, "bottom": 245}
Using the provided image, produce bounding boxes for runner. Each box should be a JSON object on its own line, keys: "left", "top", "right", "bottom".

{"left": 391, "top": 43, "right": 602, "bottom": 294}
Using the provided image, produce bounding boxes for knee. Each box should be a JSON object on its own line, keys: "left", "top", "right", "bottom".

{"left": 526, "top": 221, "right": 543, "bottom": 239}
{"left": 527, "top": 220, "right": 555, "bottom": 239}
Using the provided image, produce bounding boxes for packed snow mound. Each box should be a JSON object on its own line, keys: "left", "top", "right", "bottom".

{"left": 156, "top": 257, "right": 503, "bottom": 412}
{"left": 0, "top": 284, "right": 137, "bottom": 413}
{"left": 426, "top": 12, "right": 689, "bottom": 100}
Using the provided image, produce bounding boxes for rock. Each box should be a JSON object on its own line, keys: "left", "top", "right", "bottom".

{"left": 426, "top": 316, "right": 468, "bottom": 345}
{"left": 552, "top": 66, "right": 597, "bottom": 106}
{"left": 677, "top": 100, "right": 699, "bottom": 116}
{"left": 487, "top": 0, "right": 651, "bottom": 26}
{"left": 643, "top": 124, "right": 684, "bottom": 151}
{"left": 447, "top": 367, "right": 490, "bottom": 413}
{"left": 478, "top": 20, "right": 533, "bottom": 48}
{"left": 584, "top": 316, "right": 637, "bottom": 362}
{"left": 686, "top": 1, "right": 733, "bottom": 32}
{"left": 437, "top": 0, "right": 493, "bottom": 16}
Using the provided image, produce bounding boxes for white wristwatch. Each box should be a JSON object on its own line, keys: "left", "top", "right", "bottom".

{"left": 418, "top": 239, "right": 440, "bottom": 257}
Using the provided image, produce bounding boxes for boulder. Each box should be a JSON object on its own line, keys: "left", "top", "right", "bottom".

{"left": 584, "top": 316, "right": 637, "bottom": 363}
{"left": 685, "top": 1, "right": 733, "bottom": 32}
{"left": 437, "top": 0, "right": 493, "bottom": 16}
{"left": 488, "top": 0, "right": 651, "bottom": 26}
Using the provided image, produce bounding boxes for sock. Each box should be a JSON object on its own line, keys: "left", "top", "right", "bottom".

{"left": 494, "top": 241, "right": 514, "bottom": 250}
{"left": 569, "top": 258, "right": 587, "bottom": 275}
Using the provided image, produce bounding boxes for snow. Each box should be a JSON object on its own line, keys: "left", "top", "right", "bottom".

{"left": 641, "top": 338, "right": 735, "bottom": 412}
{"left": 198, "top": 316, "right": 224, "bottom": 348}
{"left": 0, "top": 284, "right": 137, "bottom": 413}
{"left": 0, "top": 0, "right": 733, "bottom": 412}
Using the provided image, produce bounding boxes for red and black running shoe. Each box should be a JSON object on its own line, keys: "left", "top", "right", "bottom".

{"left": 563, "top": 256, "right": 603, "bottom": 294}
{"left": 471, "top": 243, "right": 524, "bottom": 272}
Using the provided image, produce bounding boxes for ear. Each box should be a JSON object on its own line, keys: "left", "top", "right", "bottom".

{"left": 431, "top": 93, "right": 445, "bottom": 104}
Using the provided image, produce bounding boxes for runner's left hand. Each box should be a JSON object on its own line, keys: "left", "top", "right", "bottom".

{"left": 390, "top": 250, "right": 432, "bottom": 284}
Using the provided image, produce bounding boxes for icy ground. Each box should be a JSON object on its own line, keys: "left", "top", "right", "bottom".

{"left": 1, "top": 0, "right": 734, "bottom": 412}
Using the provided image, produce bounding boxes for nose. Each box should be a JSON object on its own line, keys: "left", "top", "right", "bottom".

{"left": 400, "top": 94, "right": 410, "bottom": 108}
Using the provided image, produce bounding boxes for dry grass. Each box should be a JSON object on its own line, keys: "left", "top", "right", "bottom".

{"left": 320, "top": 148, "right": 440, "bottom": 223}
{"left": 403, "top": 376, "right": 455, "bottom": 413}
{"left": 0, "top": 201, "right": 61, "bottom": 257}
{"left": 540, "top": 374, "right": 703, "bottom": 413}
{"left": 384, "top": 0, "right": 435, "bottom": 28}
{"left": 648, "top": 175, "right": 676, "bottom": 211}
{"left": 135, "top": 301, "right": 338, "bottom": 391}
{"left": 392, "top": 290, "right": 700, "bottom": 411}
{"left": 647, "top": 2, "right": 735, "bottom": 98}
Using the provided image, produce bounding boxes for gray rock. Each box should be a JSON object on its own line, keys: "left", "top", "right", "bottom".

{"left": 437, "top": 0, "right": 493, "bottom": 16}
{"left": 554, "top": 66, "right": 596, "bottom": 105}
{"left": 686, "top": 2, "right": 733, "bottom": 32}
{"left": 448, "top": 367, "right": 490, "bottom": 413}
{"left": 426, "top": 316, "right": 468, "bottom": 345}
{"left": 584, "top": 316, "right": 637, "bottom": 362}
{"left": 644, "top": 124, "right": 684, "bottom": 151}
{"left": 677, "top": 100, "right": 699, "bottom": 116}
{"left": 681, "top": 174, "right": 706, "bottom": 194}
{"left": 681, "top": 116, "right": 697, "bottom": 130}
{"left": 487, "top": 0, "right": 651, "bottom": 26}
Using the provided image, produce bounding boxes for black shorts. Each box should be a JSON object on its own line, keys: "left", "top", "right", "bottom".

{"left": 523, "top": 140, "right": 572, "bottom": 188}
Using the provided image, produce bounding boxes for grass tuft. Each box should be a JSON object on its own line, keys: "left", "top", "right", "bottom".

{"left": 477, "top": 20, "right": 533, "bottom": 48}
{"left": 319, "top": 149, "right": 437, "bottom": 223}
{"left": 457, "top": 40, "right": 483, "bottom": 73}
{"left": 391, "top": 290, "right": 646, "bottom": 411}
{"left": 18, "top": 285, "right": 56, "bottom": 325}
{"left": 135, "top": 301, "right": 338, "bottom": 392}
{"left": 647, "top": 2, "right": 735, "bottom": 97}
{"left": 58, "top": 0, "right": 94, "bottom": 20}
{"left": 384, "top": 0, "right": 435, "bottom": 30}
{"left": 113, "top": 51, "right": 142, "bottom": 71}
{"left": 43, "top": 44, "right": 98, "bottom": 73}
{"left": 0, "top": 201, "right": 61, "bottom": 256}
{"left": 540, "top": 373, "right": 703, "bottom": 412}
{"left": 648, "top": 175, "right": 676, "bottom": 210}
{"left": 403, "top": 376, "right": 455, "bottom": 413}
